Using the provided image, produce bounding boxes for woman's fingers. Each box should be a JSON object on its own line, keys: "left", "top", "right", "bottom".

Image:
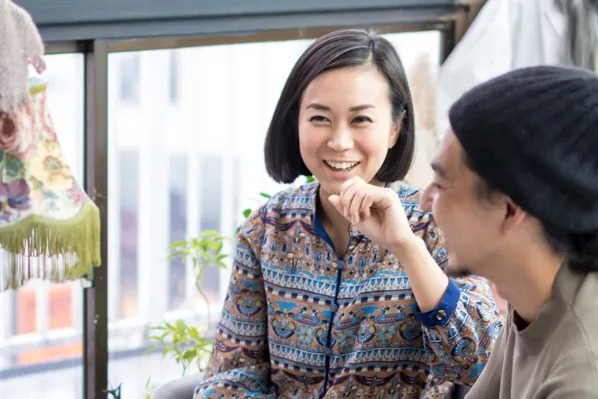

{"left": 348, "top": 189, "right": 367, "bottom": 224}
{"left": 337, "top": 178, "right": 383, "bottom": 224}
{"left": 332, "top": 178, "right": 399, "bottom": 225}
{"left": 361, "top": 195, "right": 374, "bottom": 220}
{"left": 339, "top": 179, "right": 358, "bottom": 218}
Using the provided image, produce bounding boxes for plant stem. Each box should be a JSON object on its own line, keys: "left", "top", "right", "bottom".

{"left": 195, "top": 281, "right": 212, "bottom": 330}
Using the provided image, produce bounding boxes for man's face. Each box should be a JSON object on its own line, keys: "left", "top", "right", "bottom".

{"left": 421, "top": 129, "right": 505, "bottom": 278}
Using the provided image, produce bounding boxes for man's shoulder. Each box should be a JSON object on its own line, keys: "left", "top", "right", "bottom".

{"left": 547, "top": 274, "right": 598, "bottom": 390}
{"left": 568, "top": 271, "right": 598, "bottom": 364}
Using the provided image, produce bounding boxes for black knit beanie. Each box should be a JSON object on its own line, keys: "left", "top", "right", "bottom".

{"left": 449, "top": 65, "right": 598, "bottom": 233}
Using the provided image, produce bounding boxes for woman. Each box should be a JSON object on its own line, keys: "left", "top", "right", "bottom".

{"left": 194, "top": 29, "right": 503, "bottom": 399}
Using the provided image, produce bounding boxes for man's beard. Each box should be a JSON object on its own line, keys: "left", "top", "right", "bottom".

{"left": 446, "top": 264, "right": 473, "bottom": 278}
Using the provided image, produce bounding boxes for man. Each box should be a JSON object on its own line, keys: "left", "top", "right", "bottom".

{"left": 421, "top": 65, "right": 598, "bottom": 398}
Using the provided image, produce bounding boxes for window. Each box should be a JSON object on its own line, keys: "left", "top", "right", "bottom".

{"left": 103, "top": 31, "right": 441, "bottom": 396}
{"left": 3, "top": 2, "right": 472, "bottom": 397}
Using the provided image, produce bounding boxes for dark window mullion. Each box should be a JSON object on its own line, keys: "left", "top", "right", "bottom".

{"left": 83, "top": 39, "right": 109, "bottom": 399}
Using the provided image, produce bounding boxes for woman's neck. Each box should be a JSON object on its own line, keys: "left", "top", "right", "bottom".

{"left": 317, "top": 186, "right": 351, "bottom": 256}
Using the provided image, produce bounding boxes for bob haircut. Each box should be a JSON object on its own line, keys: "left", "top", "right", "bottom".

{"left": 264, "top": 29, "right": 415, "bottom": 184}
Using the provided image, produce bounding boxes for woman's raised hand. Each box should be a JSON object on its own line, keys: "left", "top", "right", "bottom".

{"left": 328, "top": 177, "right": 416, "bottom": 250}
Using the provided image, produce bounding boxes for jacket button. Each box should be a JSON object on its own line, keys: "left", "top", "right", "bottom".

{"left": 436, "top": 309, "right": 447, "bottom": 321}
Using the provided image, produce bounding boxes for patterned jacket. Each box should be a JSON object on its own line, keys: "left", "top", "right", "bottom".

{"left": 194, "top": 182, "right": 504, "bottom": 399}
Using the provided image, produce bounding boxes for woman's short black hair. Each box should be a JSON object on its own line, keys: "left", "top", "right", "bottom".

{"left": 264, "top": 29, "right": 415, "bottom": 184}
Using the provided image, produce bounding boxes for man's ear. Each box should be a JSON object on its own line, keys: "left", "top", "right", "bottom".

{"left": 501, "top": 197, "right": 527, "bottom": 234}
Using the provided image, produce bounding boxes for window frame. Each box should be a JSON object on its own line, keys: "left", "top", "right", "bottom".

{"left": 25, "top": 0, "right": 466, "bottom": 42}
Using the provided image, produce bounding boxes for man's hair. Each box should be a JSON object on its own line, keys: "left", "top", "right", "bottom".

{"left": 264, "top": 29, "right": 415, "bottom": 184}
{"left": 463, "top": 152, "right": 598, "bottom": 273}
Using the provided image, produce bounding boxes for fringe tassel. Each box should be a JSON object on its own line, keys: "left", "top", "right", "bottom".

{"left": 0, "top": 199, "right": 101, "bottom": 290}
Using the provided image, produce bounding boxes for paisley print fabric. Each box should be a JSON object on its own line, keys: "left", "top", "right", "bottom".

{"left": 194, "top": 182, "right": 503, "bottom": 399}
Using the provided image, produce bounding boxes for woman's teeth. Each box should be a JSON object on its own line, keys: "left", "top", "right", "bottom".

{"left": 325, "top": 161, "right": 359, "bottom": 170}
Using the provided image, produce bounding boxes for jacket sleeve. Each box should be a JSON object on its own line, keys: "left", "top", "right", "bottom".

{"left": 194, "top": 209, "right": 275, "bottom": 399}
{"left": 413, "top": 218, "right": 505, "bottom": 385}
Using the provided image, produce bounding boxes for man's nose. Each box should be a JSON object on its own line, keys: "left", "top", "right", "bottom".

{"left": 421, "top": 184, "right": 433, "bottom": 212}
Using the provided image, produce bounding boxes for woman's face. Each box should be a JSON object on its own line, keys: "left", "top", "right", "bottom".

{"left": 298, "top": 65, "right": 400, "bottom": 197}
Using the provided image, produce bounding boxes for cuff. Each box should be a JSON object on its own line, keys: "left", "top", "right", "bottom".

{"left": 414, "top": 280, "right": 460, "bottom": 327}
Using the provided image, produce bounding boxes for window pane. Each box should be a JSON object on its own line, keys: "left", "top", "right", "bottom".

{"left": 0, "top": 53, "right": 85, "bottom": 399}
{"left": 199, "top": 155, "right": 222, "bottom": 305}
{"left": 105, "top": 30, "right": 443, "bottom": 396}
{"left": 168, "top": 155, "right": 188, "bottom": 310}
{"left": 119, "top": 150, "right": 140, "bottom": 319}
{"left": 108, "top": 50, "right": 182, "bottom": 396}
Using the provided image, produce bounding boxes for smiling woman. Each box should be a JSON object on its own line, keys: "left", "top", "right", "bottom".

{"left": 195, "top": 29, "right": 503, "bottom": 399}
{"left": 265, "top": 29, "right": 414, "bottom": 187}
{"left": 298, "top": 66, "right": 401, "bottom": 199}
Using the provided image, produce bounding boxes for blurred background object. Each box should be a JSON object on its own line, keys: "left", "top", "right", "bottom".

{"left": 437, "top": 0, "right": 598, "bottom": 138}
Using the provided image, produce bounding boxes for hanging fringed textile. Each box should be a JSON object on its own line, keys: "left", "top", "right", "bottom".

{"left": 0, "top": 0, "right": 101, "bottom": 290}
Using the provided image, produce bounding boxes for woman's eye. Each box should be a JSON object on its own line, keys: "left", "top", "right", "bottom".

{"left": 432, "top": 182, "right": 445, "bottom": 191}
{"left": 309, "top": 115, "right": 329, "bottom": 122}
{"left": 353, "top": 115, "right": 372, "bottom": 123}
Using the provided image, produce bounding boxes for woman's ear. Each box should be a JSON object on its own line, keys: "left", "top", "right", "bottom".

{"left": 388, "top": 120, "right": 401, "bottom": 149}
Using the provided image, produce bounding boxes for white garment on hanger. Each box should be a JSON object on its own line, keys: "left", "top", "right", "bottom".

{"left": 436, "top": 0, "right": 565, "bottom": 137}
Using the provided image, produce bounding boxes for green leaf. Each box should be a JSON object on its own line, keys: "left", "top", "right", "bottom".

{"left": 149, "top": 331, "right": 167, "bottom": 341}
{"left": 200, "top": 230, "right": 221, "bottom": 237}
{"left": 175, "top": 319, "right": 187, "bottom": 333}
{"left": 149, "top": 325, "right": 165, "bottom": 331}
{"left": 189, "top": 327, "right": 201, "bottom": 341}
{"left": 242, "top": 208, "right": 252, "bottom": 218}
{"left": 259, "top": 192, "right": 272, "bottom": 199}
{"left": 206, "top": 240, "right": 220, "bottom": 250}
{"left": 183, "top": 349, "right": 197, "bottom": 359}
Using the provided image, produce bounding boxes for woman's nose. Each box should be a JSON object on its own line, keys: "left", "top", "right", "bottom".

{"left": 327, "top": 125, "right": 354, "bottom": 152}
